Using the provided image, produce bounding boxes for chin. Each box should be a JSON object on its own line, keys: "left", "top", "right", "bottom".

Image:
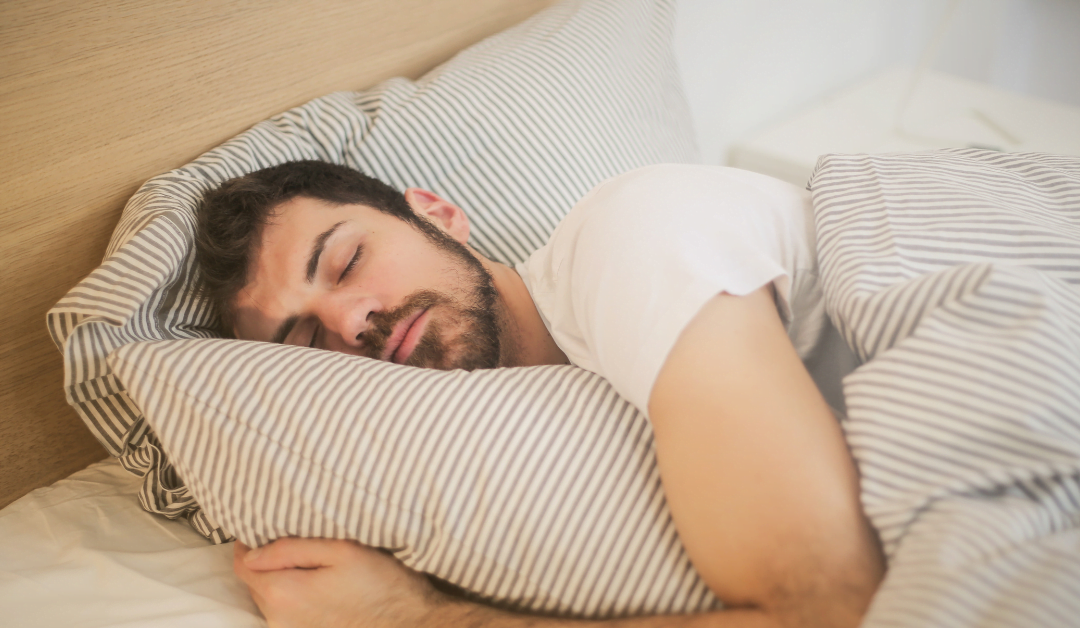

{"left": 404, "top": 320, "right": 500, "bottom": 371}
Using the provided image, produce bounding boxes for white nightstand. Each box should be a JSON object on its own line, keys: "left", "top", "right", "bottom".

{"left": 729, "top": 67, "right": 1080, "bottom": 187}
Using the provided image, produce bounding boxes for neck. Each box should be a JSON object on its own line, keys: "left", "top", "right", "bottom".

{"left": 478, "top": 254, "right": 568, "bottom": 368}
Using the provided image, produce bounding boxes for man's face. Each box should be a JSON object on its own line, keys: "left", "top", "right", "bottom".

{"left": 232, "top": 195, "right": 502, "bottom": 370}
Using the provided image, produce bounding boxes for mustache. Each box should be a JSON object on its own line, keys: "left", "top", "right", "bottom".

{"left": 358, "top": 291, "right": 444, "bottom": 359}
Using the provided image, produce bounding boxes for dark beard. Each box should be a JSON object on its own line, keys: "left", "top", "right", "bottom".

{"left": 356, "top": 227, "right": 503, "bottom": 370}
{"left": 359, "top": 288, "right": 502, "bottom": 370}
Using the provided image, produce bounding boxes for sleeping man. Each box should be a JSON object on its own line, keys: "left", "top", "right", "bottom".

{"left": 195, "top": 160, "right": 884, "bottom": 628}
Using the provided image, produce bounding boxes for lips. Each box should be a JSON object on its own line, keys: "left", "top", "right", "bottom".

{"left": 382, "top": 308, "right": 430, "bottom": 364}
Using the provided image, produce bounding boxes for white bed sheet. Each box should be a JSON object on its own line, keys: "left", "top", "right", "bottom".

{"left": 0, "top": 459, "right": 263, "bottom": 627}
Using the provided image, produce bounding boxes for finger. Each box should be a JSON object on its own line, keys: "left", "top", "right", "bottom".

{"left": 246, "top": 585, "right": 268, "bottom": 616}
{"left": 233, "top": 542, "right": 260, "bottom": 586}
{"left": 236, "top": 562, "right": 311, "bottom": 615}
{"left": 242, "top": 537, "right": 358, "bottom": 572}
{"left": 234, "top": 541, "right": 251, "bottom": 562}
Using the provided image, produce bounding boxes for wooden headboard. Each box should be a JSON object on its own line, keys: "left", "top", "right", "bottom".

{"left": 0, "top": 0, "right": 555, "bottom": 509}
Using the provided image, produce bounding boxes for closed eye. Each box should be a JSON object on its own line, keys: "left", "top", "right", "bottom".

{"left": 338, "top": 244, "right": 363, "bottom": 283}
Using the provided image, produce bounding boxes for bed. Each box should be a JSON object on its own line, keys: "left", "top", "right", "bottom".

{"left": 4, "top": 1, "right": 1080, "bottom": 627}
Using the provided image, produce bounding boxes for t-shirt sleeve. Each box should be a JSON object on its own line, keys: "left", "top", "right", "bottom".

{"left": 527, "top": 164, "right": 809, "bottom": 415}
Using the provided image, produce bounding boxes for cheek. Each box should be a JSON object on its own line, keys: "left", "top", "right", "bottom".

{"left": 376, "top": 247, "right": 457, "bottom": 292}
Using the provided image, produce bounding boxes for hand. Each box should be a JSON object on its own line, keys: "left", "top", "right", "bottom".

{"left": 233, "top": 538, "right": 442, "bottom": 628}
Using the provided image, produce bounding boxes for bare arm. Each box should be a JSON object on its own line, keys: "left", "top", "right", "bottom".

{"left": 235, "top": 539, "right": 778, "bottom": 628}
{"left": 647, "top": 287, "right": 883, "bottom": 626}
{"left": 234, "top": 287, "right": 883, "bottom": 628}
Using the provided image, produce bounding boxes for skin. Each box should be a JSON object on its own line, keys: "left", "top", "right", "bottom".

{"left": 231, "top": 189, "right": 885, "bottom": 628}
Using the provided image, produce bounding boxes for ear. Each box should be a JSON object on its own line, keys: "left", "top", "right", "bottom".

{"left": 403, "top": 188, "right": 470, "bottom": 244}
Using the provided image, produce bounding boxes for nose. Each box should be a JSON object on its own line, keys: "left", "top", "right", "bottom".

{"left": 314, "top": 292, "right": 382, "bottom": 353}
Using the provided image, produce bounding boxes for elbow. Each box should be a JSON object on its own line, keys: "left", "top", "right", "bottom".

{"left": 764, "top": 584, "right": 878, "bottom": 628}
{"left": 763, "top": 544, "right": 885, "bottom": 628}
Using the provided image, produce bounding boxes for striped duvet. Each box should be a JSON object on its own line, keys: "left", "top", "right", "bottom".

{"left": 808, "top": 149, "right": 1080, "bottom": 627}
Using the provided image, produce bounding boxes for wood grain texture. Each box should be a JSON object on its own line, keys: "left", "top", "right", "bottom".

{"left": 0, "top": 0, "right": 556, "bottom": 509}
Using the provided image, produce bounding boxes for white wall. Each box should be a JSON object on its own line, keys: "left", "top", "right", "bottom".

{"left": 933, "top": 0, "right": 1080, "bottom": 105}
{"left": 674, "top": 0, "right": 1080, "bottom": 165}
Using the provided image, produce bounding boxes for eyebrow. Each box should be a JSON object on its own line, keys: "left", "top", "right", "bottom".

{"left": 306, "top": 221, "right": 347, "bottom": 283}
{"left": 271, "top": 315, "right": 300, "bottom": 345}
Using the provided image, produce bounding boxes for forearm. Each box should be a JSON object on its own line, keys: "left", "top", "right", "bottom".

{"left": 236, "top": 538, "right": 787, "bottom": 628}
{"left": 433, "top": 598, "right": 779, "bottom": 628}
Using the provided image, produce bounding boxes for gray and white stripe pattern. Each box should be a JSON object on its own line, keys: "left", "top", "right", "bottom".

{"left": 46, "top": 0, "right": 697, "bottom": 541}
{"left": 809, "top": 149, "right": 1080, "bottom": 627}
{"left": 108, "top": 340, "right": 720, "bottom": 618}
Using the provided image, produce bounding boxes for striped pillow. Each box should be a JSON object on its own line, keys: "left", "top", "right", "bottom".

{"left": 47, "top": 0, "right": 698, "bottom": 597}
{"left": 108, "top": 341, "right": 720, "bottom": 617}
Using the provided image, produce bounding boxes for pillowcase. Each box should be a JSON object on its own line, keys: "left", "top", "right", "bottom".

{"left": 47, "top": 0, "right": 703, "bottom": 615}
{"left": 108, "top": 339, "right": 719, "bottom": 617}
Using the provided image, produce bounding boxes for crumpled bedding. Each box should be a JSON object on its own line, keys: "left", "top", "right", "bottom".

{"left": 809, "top": 149, "right": 1080, "bottom": 627}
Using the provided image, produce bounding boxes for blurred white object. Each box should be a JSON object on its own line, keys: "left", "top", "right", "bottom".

{"left": 729, "top": 66, "right": 1080, "bottom": 187}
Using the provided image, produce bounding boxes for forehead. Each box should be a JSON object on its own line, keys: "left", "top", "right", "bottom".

{"left": 256, "top": 195, "right": 413, "bottom": 257}
{"left": 263, "top": 196, "right": 379, "bottom": 238}
{"left": 253, "top": 198, "right": 367, "bottom": 278}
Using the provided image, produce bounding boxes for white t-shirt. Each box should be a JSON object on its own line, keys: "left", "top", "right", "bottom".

{"left": 516, "top": 164, "right": 855, "bottom": 416}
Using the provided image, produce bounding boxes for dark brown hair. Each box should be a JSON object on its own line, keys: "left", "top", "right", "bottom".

{"left": 194, "top": 160, "right": 431, "bottom": 335}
